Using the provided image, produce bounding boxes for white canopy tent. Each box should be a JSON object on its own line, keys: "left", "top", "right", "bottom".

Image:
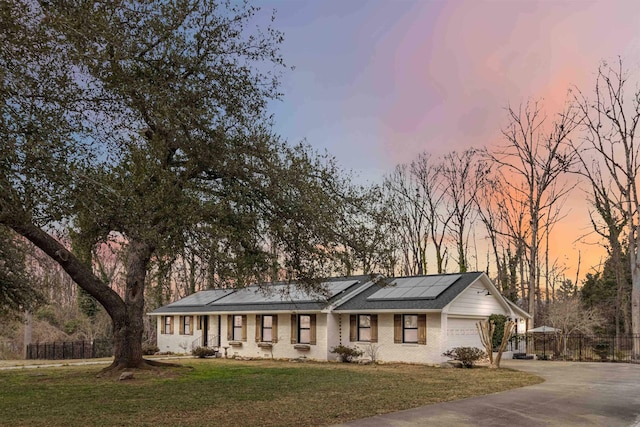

{"left": 527, "top": 325, "right": 561, "bottom": 333}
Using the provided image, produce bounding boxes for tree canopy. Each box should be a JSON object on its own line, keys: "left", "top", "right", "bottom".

{"left": 0, "top": 0, "right": 363, "bottom": 370}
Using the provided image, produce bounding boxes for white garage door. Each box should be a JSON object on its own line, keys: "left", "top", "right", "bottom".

{"left": 446, "top": 317, "right": 483, "bottom": 350}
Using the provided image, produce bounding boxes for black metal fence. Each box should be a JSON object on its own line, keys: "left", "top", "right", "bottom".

{"left": 510, "top": 334, "right": 640, "bottom": 363}
{"left": 26, "top": 339, "right": 112, "bottom": 360}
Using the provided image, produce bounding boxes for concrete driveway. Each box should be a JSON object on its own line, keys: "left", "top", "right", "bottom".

{"left": 334, "top": 360, "right": 640, "bottom": 426}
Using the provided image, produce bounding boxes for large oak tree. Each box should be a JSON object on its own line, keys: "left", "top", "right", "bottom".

{"left": 1, "top": 0, "right": 355, "bottom": 370}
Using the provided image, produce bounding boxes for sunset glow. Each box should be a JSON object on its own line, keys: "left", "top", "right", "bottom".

{"left": 261, "top": 0, "right": 640, "bottom": 282}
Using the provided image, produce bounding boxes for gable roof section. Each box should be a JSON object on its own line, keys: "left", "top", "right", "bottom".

{"left": 333, "top": 272, "right": 485, "bottom": 312}
{"left": 503, "top": 295, "right": 532, "bottom": 319}
{"left": 149, "top": 275, "right": 373, "bottom": 315}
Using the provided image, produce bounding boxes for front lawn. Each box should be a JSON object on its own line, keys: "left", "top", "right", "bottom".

{"left": 0, "top": 359, "right": 541, "bottom": 426}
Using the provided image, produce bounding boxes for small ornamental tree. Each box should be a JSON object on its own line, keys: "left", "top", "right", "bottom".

{"left": 477, "top": 319, "right": 516, "bottom": 369}
{"left": 488, "top": 314, "right": 508, "bottom": 350}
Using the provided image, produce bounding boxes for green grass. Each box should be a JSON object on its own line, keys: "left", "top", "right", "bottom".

{"left": 0, "top": 359, "right": 542, "bottom": 426}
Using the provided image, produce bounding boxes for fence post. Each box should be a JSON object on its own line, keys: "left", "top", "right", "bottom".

{"left": 579, "top": 335, "right": 582, "bottom": 361}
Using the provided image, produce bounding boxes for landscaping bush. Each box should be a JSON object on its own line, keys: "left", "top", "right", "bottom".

{"left": 330, "top": 345, "right": 364, "bottom": 363}
{"left": 192, "top": 346, "right": 218, "bottom": 358}
{"left": 442, "top": 347, "right": 486, "bottom": 368}
{"left": 142, "top": 344, "right": 159, "bottom": 355}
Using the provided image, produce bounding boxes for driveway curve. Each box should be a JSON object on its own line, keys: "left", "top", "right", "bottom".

{"left": 334, "top": 360, "right": 640, "bottom": 426}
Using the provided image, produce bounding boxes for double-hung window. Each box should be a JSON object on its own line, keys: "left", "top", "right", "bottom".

{"left": 403, "top": 315, "right": 418, "bottom": 343}
{"left": 233, "top": 315, "right": 243, "bottom": 341}
{"left": 262, "top": 315, "right": 273, "bottom": 342}
{"left": 298, "top": 315, "right": 311, "bottom": 344}
{"left": 358, "top": 315, "right": 371, "bottom": 341}
{"left": 180, "top": 316, "right": 193, "bottom": 335}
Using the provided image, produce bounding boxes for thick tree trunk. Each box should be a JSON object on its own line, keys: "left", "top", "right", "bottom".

{"left": 632, "top": 263, "right": 640, "bottom": 358}
{"left": 107, "top": 240, "right": 153, "bottom": 370}
{"left": 10, "top": 221, "right": 157, "bottom": 370}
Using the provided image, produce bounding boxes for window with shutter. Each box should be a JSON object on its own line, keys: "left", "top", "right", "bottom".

{"left": 394, "top": 314, "right": 402, "bottom": 343}
{"left": 417, "top": 314, "right": 426, "bottom": 345}
{"left": 309, "top": 314, "right": 316, "bottom": 345}
{"left": 241, "top": 315, "right": 247, "bottom": 341}
{"left": 349, "top": 315, "right": 357, "bottom": 342}
{"left": 371, "top": 314, "right": 378, "bottom": 343}
{"left": 290, "top": 314, "right": 297, "bottom": 344}
{"left": 272, "top": 315, "right": 278, "bottom": 343}
{"left": 163, "top": 316, "right": 172, "bottom": 334}
{"left": 255, "top": 315, "right": 262, "bottom": 342}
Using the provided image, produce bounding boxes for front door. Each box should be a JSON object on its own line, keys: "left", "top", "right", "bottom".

{"left": 202, "top": 316, "right": 209, "bottom": 347}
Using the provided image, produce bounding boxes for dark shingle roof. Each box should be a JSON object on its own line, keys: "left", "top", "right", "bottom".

{"left": 333, "top": 272, "right": 484, "bottom": 311}
{"left": 148, "top": 275, "right": 374, "bottom": 314}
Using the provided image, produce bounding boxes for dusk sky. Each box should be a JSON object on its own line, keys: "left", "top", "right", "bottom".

{"left": 258, "top": 0, "right": 640, "bottom": 280}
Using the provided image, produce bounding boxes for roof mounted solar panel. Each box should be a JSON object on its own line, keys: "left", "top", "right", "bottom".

{"left": 367, "top": 274, "right": 461, "bottom": 301}
{"left": 212, "top": 280, "right": 360, "bottom": 305}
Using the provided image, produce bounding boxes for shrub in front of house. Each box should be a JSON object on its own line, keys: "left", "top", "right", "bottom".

{"left": 192, "top": 346, "right": 218, "bottom": 358}
{"left": 330, "top": 345, "right": 364, "bottom": 363}
{"left": 442, "top": 347, "right": 486, "bottom": 368}
{"left": 142, "top": 344, "right": 159, "bottom": 355}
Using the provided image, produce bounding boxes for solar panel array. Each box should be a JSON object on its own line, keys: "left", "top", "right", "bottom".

{"left": 166, "top": 289, "right": 234, "bottom": 307}
{"left": 211, "top": 280, "right": 359, "bottom": 305}
{"left": 367, "top": 275, "right": 461, "bottom": 301}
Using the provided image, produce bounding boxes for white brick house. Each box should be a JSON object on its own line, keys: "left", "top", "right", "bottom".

{"left": 149, "top": 272, "right": 530, "bottom": 364}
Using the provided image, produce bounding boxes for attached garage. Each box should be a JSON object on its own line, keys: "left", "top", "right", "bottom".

{"left": 446, "top": 317, "right": 483, "bottom": 350}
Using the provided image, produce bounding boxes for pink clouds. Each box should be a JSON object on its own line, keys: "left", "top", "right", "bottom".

{"left": 376, "top": 0, "right": 640, "bottom": 165}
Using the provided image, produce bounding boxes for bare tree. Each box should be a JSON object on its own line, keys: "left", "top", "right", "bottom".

{"left": 572, "top": 148, "right": 628, "bottom": 338}
{"left": 572, "top": 59, "right": 640, "bottom": 353}
{"left": 383, "top": 165, "right": 430, "bottom": 275}
{"left": 489, "top": 100, "right": 580, "bottom": 325}
{"left": 440, "top": 149, "right": 486, "bottom": 273}
{"left": 545, "top": 296, "right": 604, "bottom": 357}
{"left": 411, "top": 153, "right": 452, "bottom": 274}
